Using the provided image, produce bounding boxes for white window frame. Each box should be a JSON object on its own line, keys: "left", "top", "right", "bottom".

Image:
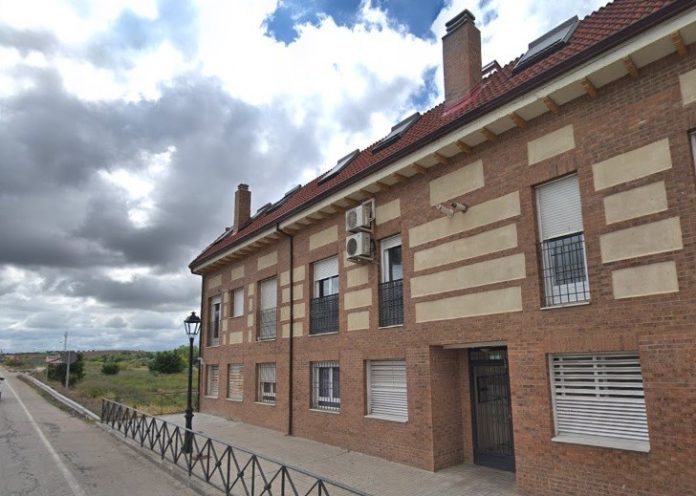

{"left": 258, "top": 278, "right": 277, "bottom": 340}
{"left": 227, "top": 364, "right": 243, "bottom": 401}
{"left": 206, "top": 364, "right": 219, "bottom": 398}
{"left": 380, "top": 235, "right": 403, "bottom": 283}
{"left": 231, "top": 288, "right": 244, "bottom": 318}
{"left": 536, "top": 174, "right": 590, "bottom": 307}
{"left": 257, "top": 363, "right": 276, "bottom": 404}
{"left": 549, "top": 352, "right": 650, "bottom": 452}
{"left": 313, "top": 256, "right": 339, "bottom": 298}
{"left": 208, "top": 296, "right": 221, "bottom": 347}
{"left": 311, "top": 361, "right": 340, "bottom": 411}
{"left": 366, "top": 360, "right": 408, "bottom": 422}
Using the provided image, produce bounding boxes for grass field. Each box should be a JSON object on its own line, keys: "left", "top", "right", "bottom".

{"left": 37, "top": 352, "right": 199, "bottom": 416}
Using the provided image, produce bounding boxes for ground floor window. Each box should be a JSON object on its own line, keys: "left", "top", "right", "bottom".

{"left": 549, "top": 353, "right": 649, "bottom": 451}
{"left": 257, "top": 363, "right": 276, "bottom": 404}
{"left": 367, "top": 360, "right": 408, "bottom": 421}
{"left": 311, "top": 361, "right": 340, "bottom": 411}
{"left": 206, "top": 364, "right": 219, "bottom": 398}
{"left": 227, "top": 364, "right": 243, "bottom": 401}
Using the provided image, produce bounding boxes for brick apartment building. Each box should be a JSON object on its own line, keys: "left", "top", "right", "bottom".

{"left": 189, "top": 1, "right": 696, "bottom": 494}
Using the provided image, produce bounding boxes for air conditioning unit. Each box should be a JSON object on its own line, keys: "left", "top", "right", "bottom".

{"left": 345, "top": 202, "right": 373, "bottom": 233}
{"left": 346, "top": 232, "right": 372, "bottom": 260}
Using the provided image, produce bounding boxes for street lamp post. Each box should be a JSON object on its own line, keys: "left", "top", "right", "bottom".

{"left": 183, "top": 311, "right": 201, "bottom": 454}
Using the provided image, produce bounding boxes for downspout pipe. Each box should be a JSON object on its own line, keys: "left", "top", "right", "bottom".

{"left": 276, "top": 223, "right": 294, "bottom": 435}
{"left": 197, "top": 276, "right": 204, "bottom": 412}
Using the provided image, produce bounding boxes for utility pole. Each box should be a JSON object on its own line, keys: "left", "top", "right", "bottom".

{"left": 63, "top": 332, "right": 71, "bottom": 388}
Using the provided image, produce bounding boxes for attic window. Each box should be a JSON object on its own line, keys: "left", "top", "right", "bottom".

{"left": 267, "top": 184, "right": 302, "bottom": 213}
{"left": 250, "top": 202, "right": 272, "bottom": 220}
{"left": 482, "top": 60, "right": 501, "bottom": 78}
{"left": 514, "top": 16, "right": 579, "bottom": 72}
{"left": 372, "top": 112, "right": 421, "bottom": 154}
{"left": 211, "top": 227, "right": 232, "bottom": 245}
{"left": 319, "top": 150, "right": 360, "bottom": 184}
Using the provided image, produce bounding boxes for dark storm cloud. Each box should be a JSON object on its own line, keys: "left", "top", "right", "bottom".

{"left": 0, "top": 24, "right": 59, "bottom": 55}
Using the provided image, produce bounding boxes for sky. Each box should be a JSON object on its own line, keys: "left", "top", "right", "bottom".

{"left": 0, "top": 0, "right": 608, "bottom": 353}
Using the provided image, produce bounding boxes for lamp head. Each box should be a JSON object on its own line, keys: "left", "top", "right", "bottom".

{"left": 184, "top": 311, "right": 201, "bottom": 337}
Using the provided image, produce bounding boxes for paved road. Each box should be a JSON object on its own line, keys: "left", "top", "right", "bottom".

{"left": 0, "top": 369, "right": 201, "bottom": 496}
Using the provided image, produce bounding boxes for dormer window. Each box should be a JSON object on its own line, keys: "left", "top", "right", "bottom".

{"left": 372, "top": 112, "right": 421, "bottom": 154}
{"left": 318, "top": 150, "right": 360, "bottom": 184}
{"left": 514, "top": 16, "right": 579, "bottom": 72}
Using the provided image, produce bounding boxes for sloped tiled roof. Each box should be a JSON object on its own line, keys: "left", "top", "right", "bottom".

{"left": 191, "top": 0, "right": 682, "bottom": 270}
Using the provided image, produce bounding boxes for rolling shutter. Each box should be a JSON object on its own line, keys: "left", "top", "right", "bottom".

{"left": 313, "top": 256, "right": 338, "bottom": 282}
{"left": 206, "top": 365, "right": 219, "bottom": 397}
{"left": 232, "top": 288, "right": 244, "bottom": 318}
{"left": 550, "top": 354, "right": 649, "bottom": 442}
{"left": 227, "top": 364, "right": 243, "bottom": 401}
{"left": 536, "top": 174, "right": 583, "bottom": 240}
{"left": 369, "top": 360, "right": 408, "bottom": 421}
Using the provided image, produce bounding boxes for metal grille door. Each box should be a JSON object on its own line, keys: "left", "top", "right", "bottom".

{"left": 469, "top": 348, "right": 515, "bottom": 472}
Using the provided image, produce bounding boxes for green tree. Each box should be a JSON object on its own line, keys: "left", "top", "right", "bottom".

{"left": 47, "top": 353, "right": 85, "bottom": 385}
{"left": 148, "top": 350, "right": 185, "bottom": 374}
{"left": 101, "top": 362, "right": 120, "bottom": 375}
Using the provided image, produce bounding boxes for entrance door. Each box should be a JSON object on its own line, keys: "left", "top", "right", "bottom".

{"left": 469, "top": 347, "right": 515, "bottom": 472}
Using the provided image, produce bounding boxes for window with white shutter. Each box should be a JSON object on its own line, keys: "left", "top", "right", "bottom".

{"left": 310, "top": 257, "right": 339, "bottom": 334}
{"left": 549, "top": 353, "right": 650, "bottom": 451}
{"left": 536, "top": 174, "right": 590, "bottom": 306}
{"left": 227, "top": 364, "right": 243, "bottom": 401}
{"left": 367, "top": 360, "right": 408, "bottom": 421}
{"left": 232, "top": 288, "right": 244, "bottom": 318}
{"left": 257, "top": 363, "right": 276, "bottom": 404}
{"left": 206, "top": 365, "right": 219, "bottom": 397}
{"left": 258, "top": 278, "right": 277, "bottom": 340}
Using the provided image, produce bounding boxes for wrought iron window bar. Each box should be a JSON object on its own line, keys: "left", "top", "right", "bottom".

{"left": 258, "top": 307, "right": 277, "bottom": 340}
{"left": 378, "top": 279, "right": 403, "bottom": 327}
{"left": 310, "top": 294, "right": 339, "bottom": 335}
{"left": 538, "top": 233, "right": 590, "bottom": 307}
{"left": 100, "top": 399, "right": 370, "bottom": 496}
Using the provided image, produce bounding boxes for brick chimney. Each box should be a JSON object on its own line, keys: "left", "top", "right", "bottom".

{"left": 233, "top": 183, "right": 251, "bottom": 232}
{"left": 442, "top": 9, "right": 481, "bottom": 106}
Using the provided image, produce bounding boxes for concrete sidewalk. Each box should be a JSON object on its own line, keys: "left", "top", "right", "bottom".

{"left": 160, "top": 412, "right": 518, "bottom": 496}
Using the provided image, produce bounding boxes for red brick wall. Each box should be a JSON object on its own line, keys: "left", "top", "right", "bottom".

{"left": 198, "top": 45, "right": 696, "bottom": 495}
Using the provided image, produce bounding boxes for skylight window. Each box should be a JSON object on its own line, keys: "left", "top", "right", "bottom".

{"left": 267, "top": 184, "right": 302, "bottom": 213}
{"left": 514, "top": 16, "right": 579, "bottom": 72}
{"left": 318, "top": 150, "right": 360, "bottom": 184}
{"left": 372, "top": 112, "right": 421, "bottom": 154}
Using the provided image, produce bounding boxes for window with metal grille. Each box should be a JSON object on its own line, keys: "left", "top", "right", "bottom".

{"left": 258, "top": 278, "right": 277, "bottom": 340}
{"left": 536, "top": 174, "right": 590, "bottom": 307}
{"left": 367, "top": 360, "right": 408, "bottom": 421}
{"left": 232, "top": 288, "right": 244, "bottom": 318}
{"left": 208, "top": 296, "right": 221, "bottom": 346}
{"left": 227, "top": 364, "right": 243, "bottom": 401}
{"left": 311, "top": 361, "right": 340, "bottom": 411}
{"left": 206, "top": 365, "right": 219, "bottom": 397}
{"left": 549, "top": 353, "right": 650, "bottom": 451}
{"left": 257, "top": 363, "right": 276, "bottom": 404}
{"left": 311, "top": 257, "right": 339, "bottom": 334}
{"left": 379, "top": 235, "right": 403, "bottom": 327}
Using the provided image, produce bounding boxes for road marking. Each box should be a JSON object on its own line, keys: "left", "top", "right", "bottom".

{"left": 5, "top": 377, "right": 88, "bottom": 496}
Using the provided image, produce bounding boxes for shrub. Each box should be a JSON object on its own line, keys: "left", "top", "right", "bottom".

{"left": 47, "top": 352, "right": 85, "bottom": 385}
{"left": 101, "top": 362, "right": 120, "bottom": 375}
{"left": 148, "top": 350, "right": 185, "bottom": 374}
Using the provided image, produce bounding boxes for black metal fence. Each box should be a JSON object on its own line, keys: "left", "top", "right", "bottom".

{"left": 101, "top": 400, "right": 370, "bottom": 496}
{"left": 310, "top": 294, "right": 339, "bottom": 335}
{"left": 538, "top": 233, "right": 590, "bottom": 307}
{"left": 378, "top": 280, "right": 403, "bottom": 327}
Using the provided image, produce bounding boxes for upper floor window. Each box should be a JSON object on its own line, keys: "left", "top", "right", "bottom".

{"left": 379, "top": 235, "right": 403, "bottom": 327}
{"left": 536, "top": 174, "right": 590, "bottom": 307}
{"left": 310, "top": 256, "right": 339, "bottom": 334}
{"left": 231, "top": 287, "right": 244, "bottom": 318}
{"left": 258, "top": 278, "right": 277, "bottom": 340}
{"left": 207, "top": 296, "right": 221, "bottom": 346}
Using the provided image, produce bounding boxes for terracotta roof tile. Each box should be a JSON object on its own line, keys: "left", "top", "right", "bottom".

{"left": 191, "top": 0, "right": 679, "bottom": 269}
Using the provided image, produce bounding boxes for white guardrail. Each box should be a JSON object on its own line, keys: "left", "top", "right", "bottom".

{"left": 20, "top": 373, "right": 100, "bottom": 422}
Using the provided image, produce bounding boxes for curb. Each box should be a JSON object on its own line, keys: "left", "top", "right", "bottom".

{"left": 19, "top": 373, "right": 101, "bottom": 422}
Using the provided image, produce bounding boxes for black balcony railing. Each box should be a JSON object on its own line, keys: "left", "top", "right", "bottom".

{"left": 378, "top": 279, "right": 403, "bottom": 327}
{"left": 100, "top": 400, "right": 370, "bottom": 496}
{"left": 310, "top": 294, "right": 339, "bottom": 335}
{"left": 258, "top": 307, "right": 277, "bottom": 340}
{"left": 538, "top": 233, "right": 590, "bottom": 307}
